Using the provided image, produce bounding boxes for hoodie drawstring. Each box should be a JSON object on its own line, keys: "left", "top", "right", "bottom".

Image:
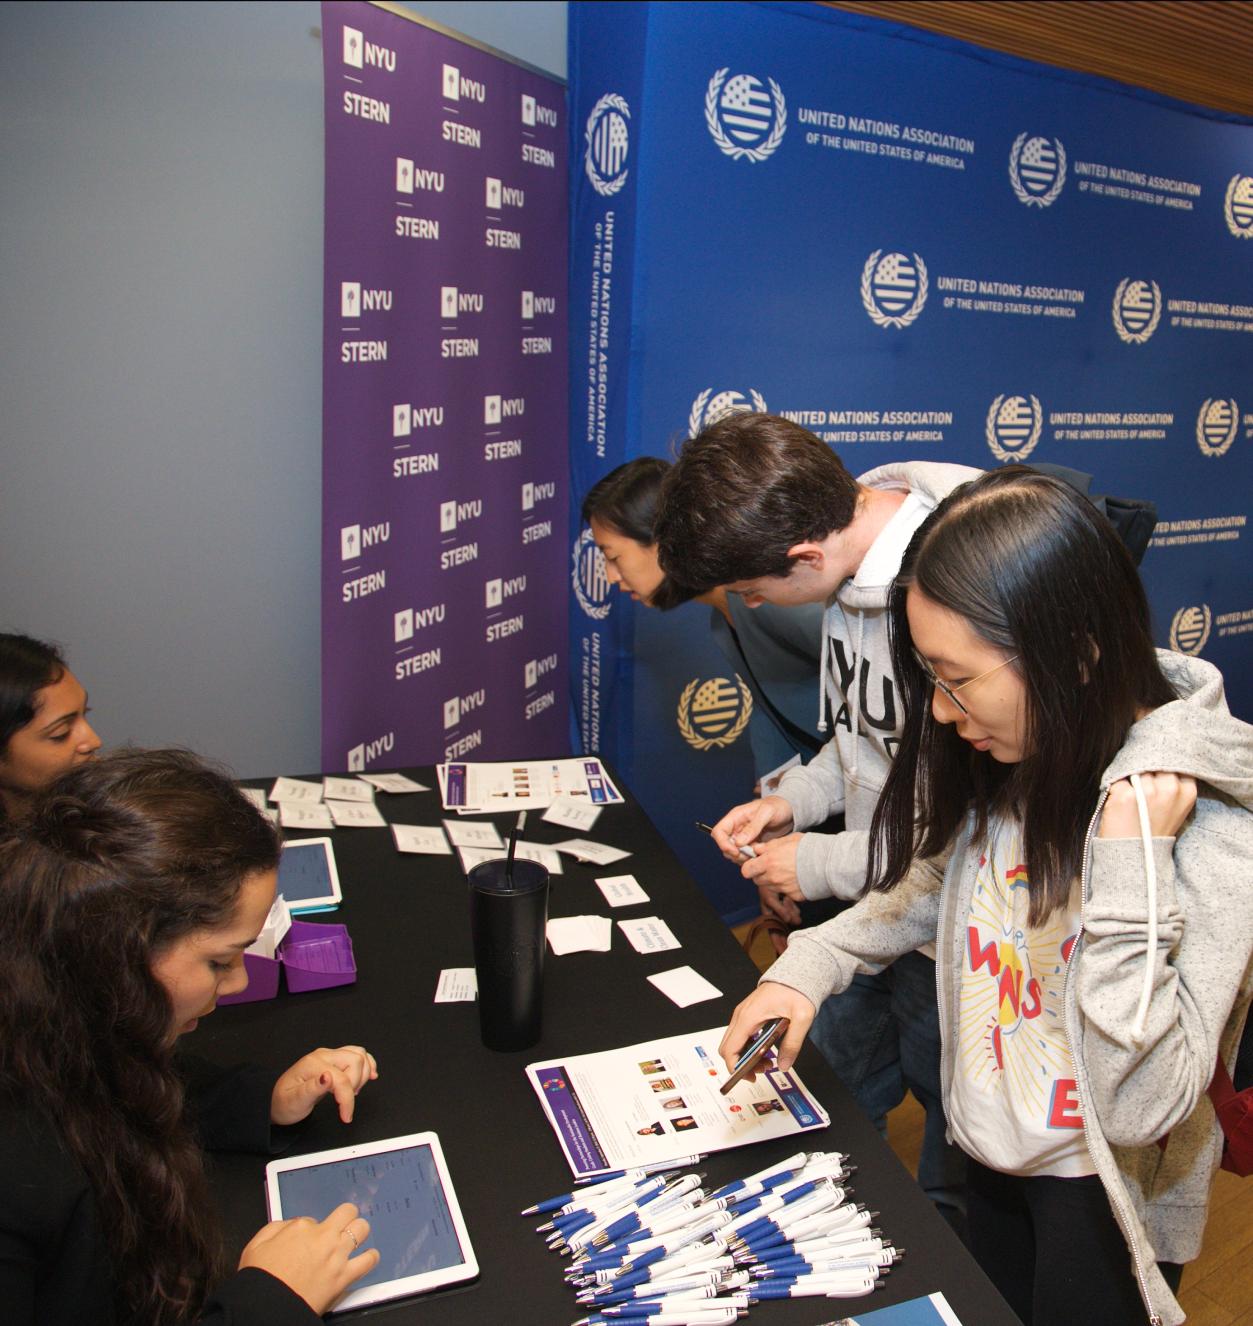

{"left": 1129, "top": 771, "right": 1158, "bottom": 1044}
{"left": 817, "top": 602, "right": 832, "bottom": 734}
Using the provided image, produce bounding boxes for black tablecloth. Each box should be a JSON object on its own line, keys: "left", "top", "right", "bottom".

{"left": 195, "top": 765, "right": 1016, "bottom": 1325}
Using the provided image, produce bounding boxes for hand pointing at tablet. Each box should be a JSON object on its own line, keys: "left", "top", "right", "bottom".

{"left": 271, "top": 1045, "right": 379, "bottom": 1125}
{"left": 239, "top": 1201, "right": 380, "bottom": 1314}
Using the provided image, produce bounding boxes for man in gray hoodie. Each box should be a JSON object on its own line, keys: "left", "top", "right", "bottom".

{"left": 655, "top": 411, "right": 980, "bottom": 1230}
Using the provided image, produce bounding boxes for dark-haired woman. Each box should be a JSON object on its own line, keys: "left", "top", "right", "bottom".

{"left": 718, "top": 469, "right": 1253, "bottom": 1326}
{"left": 0, "top": 632, "right": 101, "bottom": 822}
{"left": 0, "top": 749, "right": 380, "bottom": 1324}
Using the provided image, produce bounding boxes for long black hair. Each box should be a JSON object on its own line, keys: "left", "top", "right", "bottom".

{"left": 0, "top": 748, "right": 281, "bottom": 1322}
{"left": 0, "top": 632, "right": 66, "bottom": 755}
{"left": 867, "top": 467, "right": 1177, "bottom": 924}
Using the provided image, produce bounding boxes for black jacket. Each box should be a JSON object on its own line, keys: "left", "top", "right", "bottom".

{"left": 0, "top": 1058, "right": 320, "bottom": 1326}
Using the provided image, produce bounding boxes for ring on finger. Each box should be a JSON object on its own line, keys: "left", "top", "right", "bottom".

{"left": 342, "top": 1225, "right": 360, "bottom": 1249}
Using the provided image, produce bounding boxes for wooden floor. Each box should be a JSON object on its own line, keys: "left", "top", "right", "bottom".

{"left": 732, "top": 920, "right": 1253, "bottom": 1322}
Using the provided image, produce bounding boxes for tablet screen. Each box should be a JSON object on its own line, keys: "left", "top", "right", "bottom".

{"left": 277, "top": 839, "right": 339, "bottom": 909}
{"left": 274, "top": 1143, "right": 466, "bottom": 1288}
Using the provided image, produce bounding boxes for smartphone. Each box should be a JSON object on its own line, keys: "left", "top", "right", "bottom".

{"left": 719, "top": 1016, "right": 790, "bottom": 1095}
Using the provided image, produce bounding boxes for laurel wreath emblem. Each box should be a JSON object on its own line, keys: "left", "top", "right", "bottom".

{"left": 705, "top": 70, "right": 787, "bottom": 163}
{"left": 1169, "top": 605, "right": 1211, "bottom": 657}
{"left": 1195, "top": 398, "right": 1239, "bottom": 458}
{"left": 571, "top": 529, "right": 612, "bottom": 620}
{"left": 1008, "top": 133, "right": 1067, "bottom": 207}
{"left": 688, "top": 388, "right": 768, "bottom": 437}
{"left": 1225, "top": 175, "right": 1253, "bottom": 238}
{"left": 677, "top": 676, "right": 753, "bottom": 751}
{"left": 985, "top": 394, "right": 1043, "bottom": 463}
{"left": 860, "top": 250, "right": 929, "bottom": 328}
{"left": 584, "top": 93, "right": 631, "bottom": 198}
{"left": 1112, "top": 278, "right": 1162, "bottom": 344}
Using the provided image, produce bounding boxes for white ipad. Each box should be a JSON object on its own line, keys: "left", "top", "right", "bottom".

{"left": 276, "top": 837, "right": 342, "bottom": 913}
{"left": 265, "top": 1131, "right": 478, "bottom": 1312}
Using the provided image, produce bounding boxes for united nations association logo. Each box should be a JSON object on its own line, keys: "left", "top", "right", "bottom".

{"left": 1224, "top": 174, "right": 1253, "bottom": 238}
{"left": 1170, "top": 604, "right": 1211, "bottom": 656}
{"left": 1009, "top": 134, "right": 1066, "bottom": 207}
{"left": 705, "top": 70, "right": 786, "bottom": 163}
{"left": 677, "top": 676, "right": 753, "bottom": 751}
{"left": 985, "top": 394, "right": 1043, "bottom": 463}
{"left": 1196, "top": 398, "right": 1239, "bottom": 458}
{"left": 861, "top": 250, "right": 928, "bottom": 328}
{"left": 572, "top": 527, "right": 612, "bottom": 620}
{"left": 689, "top": 388, "right": 768, "bottom": 437}
{"left": 1112, "top": 279, "right": 1162, "bottom": 344}
{"left": 584, "top": 93, "right": 630, "bottom": 197}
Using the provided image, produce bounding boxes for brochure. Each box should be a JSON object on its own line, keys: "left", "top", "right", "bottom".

{"left": 832, "top": 1291, "right": 964, "bottom": 1325}
{"left": 527, "top": 1027, "right": 828, "bottom": 1178}
{"left": 437, "top": 757, "right": 623, "bottom": 813}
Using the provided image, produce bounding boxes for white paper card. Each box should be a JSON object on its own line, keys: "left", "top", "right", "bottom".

{"left": 457, "top": 844, "right": 563, "bottom": 876}
{"left": 760, "top": 751, "right": 802, "bottom": 795}
{"left": 647, "top": 966, "right": 722, "bottom": 1008}
{"left": 280, "top": 801, "right": 335, "bottom": 831}
{"left": 261, "top": 807, "right": 280, "bottom": 826}
{"left": 391, "top": 824, "right": 452, "bottom": 855}
{"left": 360, "top": 772, "right": 429, "bottom": 794}
{"left": 552, "top": 838, "right": 631, "bottom": 865}
{"left": 618, "top": 916, "right": 681, "bottom": 954}
{"left": 269, "top": 776, "right": 323, "bottom": 804}
{"left": 322, "top": 776, "right": 375, "bottom": 803}
{"left": 239, "top": 787, "right": 267, "bottom": 810}
{"left": 434, "top": 968, "right": 478, "bottom": 1002}
{"left": 542, "top": 797, "right": 603, "bottom": 831}
{"left": 327, "top": 799, "right": 388, "bottom": 828}
{"left": 443, "top": 819, "right": 505, "bottom": 849}
{"left": 246, "top": 896, "right": 293, "bottom": 960}
{"left": 547, "top": 915, "right": 614, "bottom": 955}
{"left": 595, "top": 874, "right": 649, "bottom": 908}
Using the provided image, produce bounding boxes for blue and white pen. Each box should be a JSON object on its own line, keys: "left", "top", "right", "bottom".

{"left": 525, "top": 1170, "right": 652, "bottom": 1217}
{"left": 588, "top": 1292, "right": 750, "bottom": 1317}
{"left": 748, "top": 1273, "right": 878, "bottom": 1301}
{"left": 572, "top": 1309, "right": 744, "bottom": 1326}
{"left": 706, "top": 1151, "right": 809, "bottom": 1203}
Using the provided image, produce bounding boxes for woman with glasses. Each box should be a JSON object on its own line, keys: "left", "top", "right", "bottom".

{"left": 718, "top": 467, "right": 1253, "bottom": 1326}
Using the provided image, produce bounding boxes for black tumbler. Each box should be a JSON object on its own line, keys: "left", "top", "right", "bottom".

{"left": 468, "top": 858, "right": 550, "bottom": 1051}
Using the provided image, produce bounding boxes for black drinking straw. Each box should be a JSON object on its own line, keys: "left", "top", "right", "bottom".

{"left": 505, "top": 810, "right": 527, "bottom": 888}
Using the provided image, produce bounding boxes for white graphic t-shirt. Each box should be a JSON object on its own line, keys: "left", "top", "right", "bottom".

{"left": 949, "top": 818, "right": 1095, "bottom": 1177}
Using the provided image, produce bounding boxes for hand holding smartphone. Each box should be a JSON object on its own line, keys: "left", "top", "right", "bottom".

{"left": 719, "top": 1016, "right": 790, "bottom": 1094}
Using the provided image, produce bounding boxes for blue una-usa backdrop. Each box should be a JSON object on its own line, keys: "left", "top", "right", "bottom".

{"left": 567, "top": 0, "right": 1253, "bottom": 921}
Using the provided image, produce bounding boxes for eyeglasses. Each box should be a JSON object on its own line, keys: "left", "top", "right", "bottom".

{"left": 912, "top": 649, "right": 1019, "bottom": 716}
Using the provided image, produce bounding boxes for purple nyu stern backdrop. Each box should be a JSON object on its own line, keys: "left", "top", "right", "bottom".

{"left": 322, "top": 0, "right": 568, "bottom": 775}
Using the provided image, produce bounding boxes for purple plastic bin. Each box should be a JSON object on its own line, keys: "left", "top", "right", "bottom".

{"left": 279, "top": 920, "right": 357, "bottom": 993}
{"left": 218, "top": 951, "right": 281, "bottom": 1005}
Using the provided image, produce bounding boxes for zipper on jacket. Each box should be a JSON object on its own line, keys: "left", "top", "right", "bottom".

{"left": 1069, "top": 789, "right": 1163, "bottom": 1325}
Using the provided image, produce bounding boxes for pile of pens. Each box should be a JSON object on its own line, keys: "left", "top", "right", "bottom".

{"left": 521, "top": 1150, "right": 902, "bottom": 1326}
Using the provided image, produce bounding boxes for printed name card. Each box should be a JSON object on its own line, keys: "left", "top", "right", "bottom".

{"left": 543, "top": 796, "right": 603, "bottom": 831}
{"left": 280, "top": 802, "right": 335, "bottom": 831}
{"left": 552, "top": 838, "right": 631, "bottom": 865}
{"left": 595, "top": 874, "right": 649, "bottom": 907}
{"left": 443, "top": 819, "right": 505, "bottom": 849}
{"left": 647, "top": 966, "right": 722, "bottom": 1008}
{"left": 360, "top": 772, "right": 429, "bottom": 794}
{"left": 323, "top": 776, "right": 375, "bottom": 803}
{"left": 618, "top": 917, "right": 681, "bottom": 953}
{"left": 434, "top": 968, "right": 478, "bottom": 1002}
{"left": 547, "top": 915, "right": 614, "bottom": 955}
{"left": 391, "top": 824, "right": 452, "bottom": 855}
{"left": 269, "top": 777, "right": 323, "bottom": 804}
{"left": 327, "top": 800, "right": 388, "bottom": 828}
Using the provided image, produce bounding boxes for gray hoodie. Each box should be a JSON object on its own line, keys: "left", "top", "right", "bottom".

{"left": 763, "top": 652, "right": 1253, "bottom": 1326}
{"left": 775, "top": 460, "right": 982, "bottom": 901}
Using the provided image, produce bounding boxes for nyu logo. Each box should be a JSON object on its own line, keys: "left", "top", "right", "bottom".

{"left": 525, "top": 654, "right": 559, "bottom": 689}
{"left": 1112, "top": 279, "right": 1162, "bottom": 344}
{"left": 484, "top": 395, "right": 525, "bottom": 424}
{"left": 442, "top": 64, "right": 486, "bottom": 102}
{"left": 572, "top": 528, "right": 612, "bottom": 620}
{"left": 1009, "top": 134, "right": 1066, "bottom": 206}
{"left": 485, "top": 575, "right": 527, "bottom": 608}
{"left": 522, "top": 480, "right": 556, "bottom": 511}
{"left": 395, "top": 159, "right": 445, "bottom": 194}
{"left": 1196, "top": 398, "right": 1239, "bottom": 458}
{"left": 346, "top": 732, "right": 394, "bottom": 772}
{"left": 522, "top": 291, "right": 557, "bottom": 319}
{"left": 342, "top": 27, "right": 396, "bottom": 72}
{"left": 440, "top": 499, "right": 483, "bottom": 533}
{"left": 1170, "top": 605, "right": 1211, "bottom": 656}
{"left": 522, "top": 93, "right": 559, "bottom": 128}
{"left": 393, "top": 403, "right": 444, "bottom": 435}
{"left": 585, "top": 93, "right": 630, "bottom": 197}
{"left": 676, "top": 676, "right": 752, "bottom": 750}
{"left": 689, "top": 388, "right": 768, "bottom": 437}
{"left": 340, "top": 282, "right": 392, "bottom": 316}
{"left": 706, "top": 70, "right": 786, "bottom": 163}
{"left": 441, "top": 286, "right": 483, "bottom": 317}
{"left": 861, "top": 250, "right": 928, "bottom": 328}
{"left": 340, "top": 522, "right": 390, "bottom": 560}
{"left": 985, "top": 395, "right": 1043, "bottom": 463}
{"left": 1224, "top": 174, "right": 1253, "bottom": 238}
{"left": 444, "top": 690, "right": 486, "bottom": 728}
{"left": 485, "top": 177, "right": 525, "bottom": 209}
{"left": 394, "top": 603, "right": 446, "bottom": 642}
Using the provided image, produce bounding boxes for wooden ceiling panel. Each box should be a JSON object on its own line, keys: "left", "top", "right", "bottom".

{"left": 823, "top": 1, "right": 1253, "bottom": 119}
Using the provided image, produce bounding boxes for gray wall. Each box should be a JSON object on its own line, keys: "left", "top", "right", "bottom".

{"left": 0, "top": 1, "right": 567, "bottom": 777}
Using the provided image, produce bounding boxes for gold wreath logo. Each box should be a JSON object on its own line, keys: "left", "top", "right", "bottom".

{"left": 677, "top": 675, "right": 753, "bottom": 750}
